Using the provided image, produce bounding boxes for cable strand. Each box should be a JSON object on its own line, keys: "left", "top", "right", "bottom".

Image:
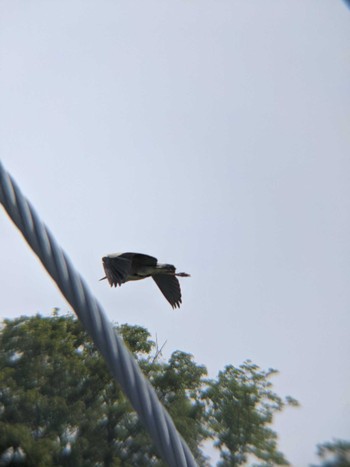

{"left": 0, "top": 160, "right": 198, "bottom": 467}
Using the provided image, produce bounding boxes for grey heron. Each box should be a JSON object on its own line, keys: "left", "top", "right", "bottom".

{"left": 100, "top": 252, "right": 190, "bottom": 309}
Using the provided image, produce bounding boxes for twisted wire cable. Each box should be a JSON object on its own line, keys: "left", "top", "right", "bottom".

{"left": 0, "top": 161, "right": 198, "bottom": 467}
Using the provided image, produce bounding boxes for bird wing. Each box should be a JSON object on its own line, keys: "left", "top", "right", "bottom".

{"left": 102, "top": 255, "right": 132, "bottom": 287}
{"left": 152, "top": 274, "right": 182, "bottom": 309}
{"left": 125, "top": 253, "right": 158, "bottom": 267}
{"left": 123, "top": 253, "right": 158, "bottom": 276}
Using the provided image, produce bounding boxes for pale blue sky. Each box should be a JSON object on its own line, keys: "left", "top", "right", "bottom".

{"left": 1, "top": 1, "right": 349, "bottom": 465}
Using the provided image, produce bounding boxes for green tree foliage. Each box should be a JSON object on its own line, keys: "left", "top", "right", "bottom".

{"left": 312, "top": 439, "right": 350, "bottom": 467}
{"left": 0, "top": 312, "right": 297, "bottom": 466}
{"left": 203, "top": 362, "right": 298, "bottom": 466}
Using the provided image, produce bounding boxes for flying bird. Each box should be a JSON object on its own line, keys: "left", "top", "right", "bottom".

{"left": 100, "top": 252, "right": 190, "bottom": 309}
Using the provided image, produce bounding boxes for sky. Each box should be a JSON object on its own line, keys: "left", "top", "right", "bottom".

{"left": 0, "top": 1, "right": 349, "bottom": 465}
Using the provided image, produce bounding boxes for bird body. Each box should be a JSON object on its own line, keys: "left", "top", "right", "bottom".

{"left": 101, "top": 252, "right": 190, "bottom": 308}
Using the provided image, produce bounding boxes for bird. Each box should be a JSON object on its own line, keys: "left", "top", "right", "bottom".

{"left": 100, "top": 252, "right": 190, "bottom": 309}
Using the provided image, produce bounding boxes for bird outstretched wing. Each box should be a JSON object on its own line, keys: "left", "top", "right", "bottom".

{"left": 102, "top": 255, "right": 132, "bottom": 286}
{"left": 152, "top": 274, "right": 182, "bottom": 309}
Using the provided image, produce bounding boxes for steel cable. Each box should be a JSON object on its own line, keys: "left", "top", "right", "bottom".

{"left": 0, "top": 160, "right": 198, "bottom": 467}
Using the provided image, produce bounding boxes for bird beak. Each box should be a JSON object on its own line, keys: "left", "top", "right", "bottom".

{"left": 99, "top": 276, "right": 107, "bottom": 281}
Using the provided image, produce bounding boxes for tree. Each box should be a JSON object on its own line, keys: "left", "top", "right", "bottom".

{"left": 203, "top": 361, "right": 298, "bottom": 466}
{"left": 0, "top": 312, "right": 297, "bottom": 466}
{"left": 312, "top": 439, "right": 350, "bottom": 467}
{"left": 0, "top": 312, "right": 207, "bottom": 466}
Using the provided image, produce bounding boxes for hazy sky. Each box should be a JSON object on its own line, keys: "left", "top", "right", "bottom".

{"left": 1, "top": 1, "right": 349, "bottom": 465}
